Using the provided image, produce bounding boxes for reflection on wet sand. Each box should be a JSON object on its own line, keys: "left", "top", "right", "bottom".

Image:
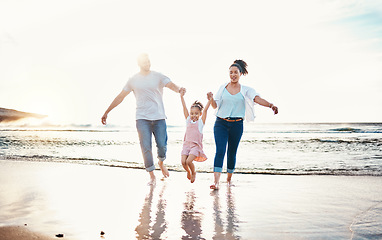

{"left": 226, "top": 187, "right": 240, "bottom": 238}
{"left": 135, "top": 184, "right": 167, "bottom": 240}
{"left": 181, "top": 190, "right": 205, "bottom": 240}
{"left": 211, "top": 187, "right": 240, "bottom": 240}
{"left": 134, "top": 183, "right": 240, "bottom": 239}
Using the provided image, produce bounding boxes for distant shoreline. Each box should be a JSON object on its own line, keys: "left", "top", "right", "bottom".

{"left": 1, "top": 121, "right": 381, "bottom": 129}
{"left": 0, "top": 107, "right": 46, "bottom": 123}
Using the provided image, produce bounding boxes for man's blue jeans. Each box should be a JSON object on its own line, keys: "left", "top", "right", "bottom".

{"left": 136, "top": 119, "right": 167, "bottom": 172}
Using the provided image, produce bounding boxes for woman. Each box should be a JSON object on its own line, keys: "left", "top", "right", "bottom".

{"left": 207, "top": 60, "right": 278, "bottom": 189}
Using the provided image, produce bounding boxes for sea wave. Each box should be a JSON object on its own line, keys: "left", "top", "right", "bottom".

{"left": 242, "top": 138, "right": 382, "bottom": 144}
{"left": 1, "top": 122, "right": 381, "bottom": 177}
{"left": 329, "top": 127, "right": 382, "bottom": 133}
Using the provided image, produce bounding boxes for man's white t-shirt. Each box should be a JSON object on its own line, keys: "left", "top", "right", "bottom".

{"left": 123, "top": 71, "right": 171, "bottom": 120}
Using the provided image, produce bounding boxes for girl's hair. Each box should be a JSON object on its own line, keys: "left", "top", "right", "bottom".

{"left": 191, "top": 101, "right": 204, "bottom": 111}
{"left": 230, "top": 59, "right": 248, "bottom": 75}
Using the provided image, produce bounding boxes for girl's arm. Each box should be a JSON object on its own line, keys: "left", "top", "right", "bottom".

{"left": 201, "top": 98, "right": 212, "bottom": 124}
{"left": 180, "top": 89, "right": 189, "bottom": 119}
{"left": 254, "top": 96, "right": 278, "bottom": 115}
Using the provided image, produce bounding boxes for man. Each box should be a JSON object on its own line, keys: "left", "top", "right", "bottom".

{"left": 101, "top": 53, "right": 184, "bottom": 185}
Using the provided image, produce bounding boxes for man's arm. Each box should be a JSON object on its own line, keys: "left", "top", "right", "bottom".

{"left": 165, "top": 81, "right": 181, "bottom": 93}
{"left": 101, "top": 90, "right": 130, "bottom": 125}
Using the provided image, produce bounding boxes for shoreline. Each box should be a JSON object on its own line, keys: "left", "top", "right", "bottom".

{"left": 0, "top": 160, "right": 381, "bottom": 239}
{"left": 2, "top": 156, "right": 381, "bottom": 177}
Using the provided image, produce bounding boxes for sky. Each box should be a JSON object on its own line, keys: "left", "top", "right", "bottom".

{"left": 0, "top": 0, "right": 381, "bottom": 126}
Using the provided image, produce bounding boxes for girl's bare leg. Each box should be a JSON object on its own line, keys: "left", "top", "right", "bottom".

{"left": 181, "top": 155, "right": 192, "bottom": 180}
{"left": 210, "top": 172, "right": 221, "bottom": 189}
{"left": 186, "top": 155, "right": 197, "bottom": 183}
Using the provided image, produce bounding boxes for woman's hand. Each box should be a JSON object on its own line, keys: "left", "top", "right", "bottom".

{"left": 270, "top": 104, "right": 278, "bottom": 115}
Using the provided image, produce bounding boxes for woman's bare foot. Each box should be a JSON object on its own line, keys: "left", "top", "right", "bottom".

{"left": 210, "top": 183, "right": 219, "bottom": 190}
{"left": 227, "top": 173, "right": 235, "bottom": 187}
{"left": 191, "top": 172, "right": 196, "bottom": 183}
{"left": 187, "top": 171, "right": 191, "bottom": 180}
{"left": 158, "top": 160, "right": 169, "bottom": 178}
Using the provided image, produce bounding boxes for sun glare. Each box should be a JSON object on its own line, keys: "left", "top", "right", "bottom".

{"left": 22, "top": 100, "right": 62, "bottom": 125}
{"left": 24, "top": 100, "right": 52, "bottom": 116}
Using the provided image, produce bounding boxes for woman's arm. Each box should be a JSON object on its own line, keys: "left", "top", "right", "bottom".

{"left": 254, "top": 96, "right": 278, "bottom": 114}
{"left": 180, "top": 89, "right": 189, "bottom": 119}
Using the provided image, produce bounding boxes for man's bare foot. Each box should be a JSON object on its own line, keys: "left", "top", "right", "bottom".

{"left": 158, "top": 160, "right": 169, "bottom": 178}
{"left": 210, "top": 183, "right": 219, "bottom": 190}
{"left": 227, "top": 181, "right": 234, "bottom": 187}
{"left": 148, "top": 177, "right": 156, "bottom": 186}
{"left": 191, "top": 172, "right": 196, "bottom": 183}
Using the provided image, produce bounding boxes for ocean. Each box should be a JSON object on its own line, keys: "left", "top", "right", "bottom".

{"left": 1, "top": 122, "right": 381, "bottom": 176}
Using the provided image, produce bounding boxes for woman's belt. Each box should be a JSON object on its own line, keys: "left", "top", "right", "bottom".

{"left": 219, "top": 117, "right": 243, "bottom": 122}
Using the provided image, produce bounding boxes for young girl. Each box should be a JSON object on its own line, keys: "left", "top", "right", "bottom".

{"left": 180, "top": 88, "right": 211, "bottom": 183}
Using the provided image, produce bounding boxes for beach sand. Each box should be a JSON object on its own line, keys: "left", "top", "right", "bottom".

{"left": 0, "top": 159, "right": 381, "bottom": 240}
{"left": 0, "top": 226, "right": 56, "bottom": 240}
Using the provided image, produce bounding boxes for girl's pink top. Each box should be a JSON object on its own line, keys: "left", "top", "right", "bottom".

{"left": 183, "top": 118, "right": 207, "bottom": 162}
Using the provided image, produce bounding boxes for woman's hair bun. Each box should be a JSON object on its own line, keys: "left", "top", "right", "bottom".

{"left": 231, "top": 59, "right": 248, "bottom": 75}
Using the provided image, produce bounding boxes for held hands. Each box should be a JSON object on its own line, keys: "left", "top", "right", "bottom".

{"left": 179, "top": 87, "right": 186, "bottom": 97}
{"left": 207, "top": 92, "right": 217, "bottom": 109}
{"left": 207, "top": 92, "right": 213, "bottom": 100}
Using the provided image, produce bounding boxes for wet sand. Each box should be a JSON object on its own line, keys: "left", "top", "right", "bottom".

{"left": 0, "top": 226, "right": 55, "bottom": 240}
{"left": 0, "top": 159, "right": 381, "bottom": 239}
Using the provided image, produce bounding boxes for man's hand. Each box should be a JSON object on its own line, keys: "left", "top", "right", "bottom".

{"left": 101, "top": 113, "right": 108, "bottom": 125}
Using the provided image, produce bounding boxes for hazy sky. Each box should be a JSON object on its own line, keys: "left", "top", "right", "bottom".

{"left": 1, "top": 0, "right": 381, "bottom": 126}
